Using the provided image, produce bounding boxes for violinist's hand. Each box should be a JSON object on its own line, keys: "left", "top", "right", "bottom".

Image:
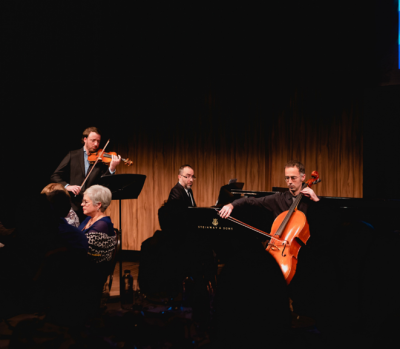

{"left": 109, "top": 154, "right": 121, "bottom": 173}
{"left": 219, "top": 203, "right": 234, "bottom": 219}
{"left": 301, "top": 187, "right": 320, "bottom": 202}
{"left": 66, "top": 185, "right": 81, "bottom": 195}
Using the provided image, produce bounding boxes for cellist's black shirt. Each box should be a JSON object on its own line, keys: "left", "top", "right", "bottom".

{"left": 232, "top": 191, "right": 313, "bottom": 219}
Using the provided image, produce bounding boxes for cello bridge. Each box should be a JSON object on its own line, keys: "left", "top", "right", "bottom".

{"left": 267, "top": 241, "right": 288, "bottom": 257}
{"left": 267, "top": 243, "right": 281, "bottom": 251}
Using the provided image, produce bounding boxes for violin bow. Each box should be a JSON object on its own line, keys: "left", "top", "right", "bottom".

{"left": 80, "top": 138, "right": 111, "bottom": 189}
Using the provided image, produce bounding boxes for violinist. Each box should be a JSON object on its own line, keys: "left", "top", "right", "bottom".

{"left": 50, "top": 127, "right": 121, "bottom": 220}
{"left": 219, "top": 160, "right": 319, "bottom": 221}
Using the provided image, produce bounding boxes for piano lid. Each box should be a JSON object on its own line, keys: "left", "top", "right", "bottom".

{"left": 215, "top": 181, "right": 244, "bottom": 207}
{"left": 229, "top": 188, "right": 400, "bottom": 231}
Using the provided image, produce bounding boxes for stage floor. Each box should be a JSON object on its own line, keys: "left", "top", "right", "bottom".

{"left": 0, "top": 261, "right": 336, "bottom": 348}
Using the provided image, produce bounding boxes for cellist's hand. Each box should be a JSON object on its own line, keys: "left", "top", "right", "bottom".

{"left": 219, "top": 203, "right": 234, "bottom": 218}
{"left": 301, "top": 187, "right": 320, "bottom": 202}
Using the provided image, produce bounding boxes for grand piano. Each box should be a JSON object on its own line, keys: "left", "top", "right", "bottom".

{"left": 152, "top": 181, "right": 400, "bottom": 338}
{"left": 185, "top": 182, "right": 400, "bottom": 269}
{"left": 181, "top": 183, "right": 400, "bottom": 339}
{"left": 188, "top": 184, "right": 400, "bottom": 238}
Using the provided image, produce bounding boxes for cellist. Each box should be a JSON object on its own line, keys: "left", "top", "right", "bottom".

{"left": 217, "top": 161, "right": 323, "bottom": 340}
{"left": 219, "top": 160, "right": 319, "bottom": 231}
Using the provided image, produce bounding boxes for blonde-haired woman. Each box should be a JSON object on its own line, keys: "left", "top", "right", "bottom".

{"left": 41, "top": 183, "right": 79, "bottom": 227}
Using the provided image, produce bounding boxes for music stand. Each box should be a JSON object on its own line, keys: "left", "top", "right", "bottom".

{"left": 99, "top": 174, "right": 146, "bottom": 300}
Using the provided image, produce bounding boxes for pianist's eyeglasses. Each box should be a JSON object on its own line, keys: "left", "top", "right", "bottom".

{"left": 181, "top": 174, "right": 196, "bottom": 180}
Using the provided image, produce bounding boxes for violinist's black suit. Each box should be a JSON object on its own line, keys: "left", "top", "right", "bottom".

{"left": 50, "top": 148, "right": 111, "bottom": 213}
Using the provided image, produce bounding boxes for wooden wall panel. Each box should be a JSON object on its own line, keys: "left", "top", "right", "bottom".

{"left": 106, "top": 87, "right": 363, "bottom": 250}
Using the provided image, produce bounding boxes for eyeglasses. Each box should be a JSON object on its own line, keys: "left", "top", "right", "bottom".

{"left": 181, "top": 174, "right": 196, "bottom": 180}
{"left": 82, "top": 200, "right": 92, "bottom": 206}
{"left": 285, "top": 176, "right": 299, "bottom": 181}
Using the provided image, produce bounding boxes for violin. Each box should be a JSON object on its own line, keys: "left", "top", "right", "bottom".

{"left": 218, "top": 171, "right": 321, "bottom": 284}
{"left": 88, "top": 149, "right": 133, "bottom": 166}
{"left": 79, "top": 140, "right": 132, "bottom": 191}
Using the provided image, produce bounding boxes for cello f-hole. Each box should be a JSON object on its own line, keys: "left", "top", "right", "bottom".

{"left": 281, "top": 243, "right": 287, "bottom": 257}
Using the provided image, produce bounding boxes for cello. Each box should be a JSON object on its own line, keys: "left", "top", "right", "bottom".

{"left": 219, "top": 171, "right": 321, "bottom": 284}
{"left": 265, "top": 171, "right": 321, "bottom": 283}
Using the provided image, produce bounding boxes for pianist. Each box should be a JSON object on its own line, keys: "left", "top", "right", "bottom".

{"left": 166, "top": 165, "right": 214, "bottom": 326}
{"left": 167, "top": 164, "right": 197, "bottom": 208}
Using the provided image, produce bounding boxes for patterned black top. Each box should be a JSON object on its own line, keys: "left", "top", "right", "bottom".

{"left": 78, "top": 216, "right": 116, "bottom": 264}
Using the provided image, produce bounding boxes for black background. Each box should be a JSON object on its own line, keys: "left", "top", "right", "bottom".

{"left": 2, "top": 0, "right": 399, "bottom": 199}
